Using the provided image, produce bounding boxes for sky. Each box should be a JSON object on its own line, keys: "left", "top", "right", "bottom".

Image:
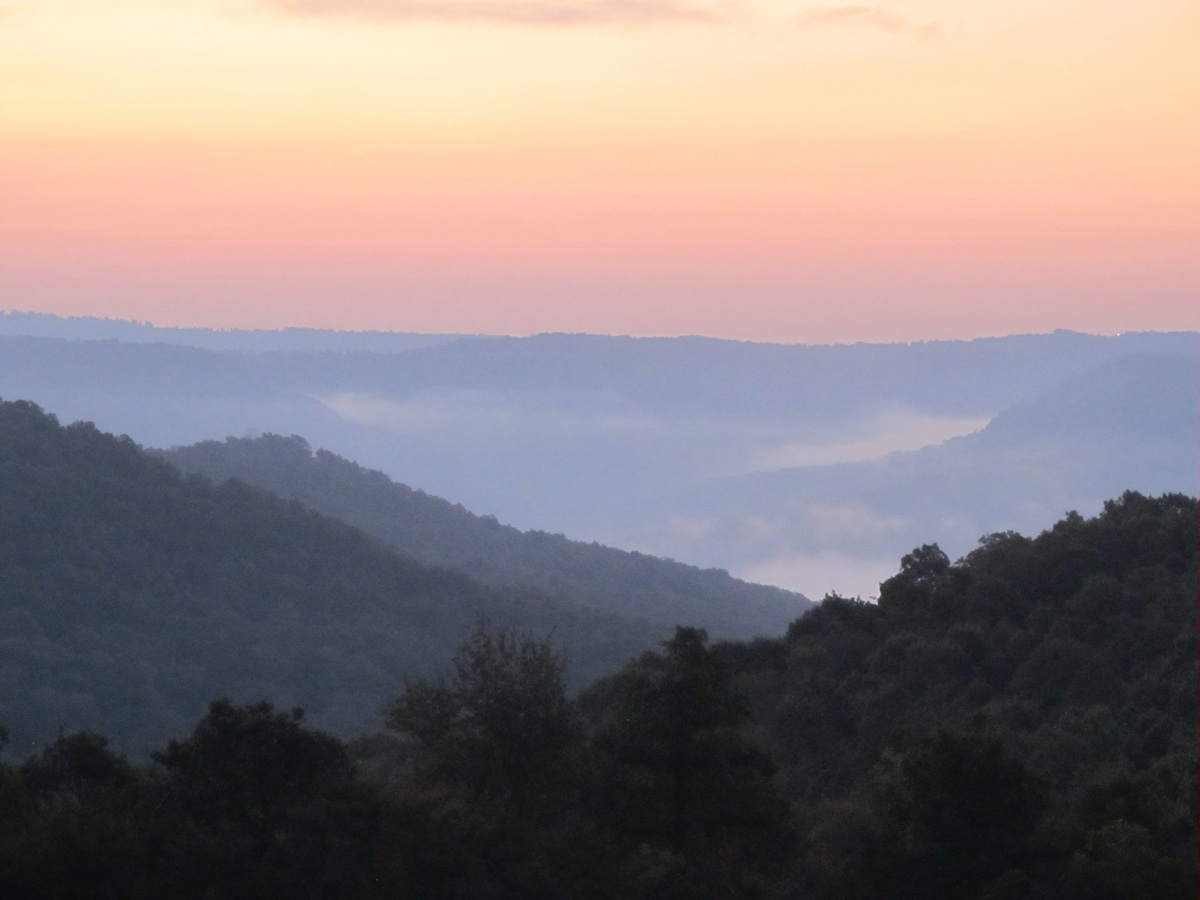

{"left": 2, "top": 0, "right": 1197, "bottom": 343}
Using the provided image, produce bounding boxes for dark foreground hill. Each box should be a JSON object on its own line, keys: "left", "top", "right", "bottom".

{"left": 0, "top": 492, "right": 1192, "bottom": 899}
{"left": 716, "top": 489, "right": 1198, "bottom": 898}
{"left": 160, "top": 434, "right": 810, "bottom": 639}
{"left": 0, "top": 400, "right": 665, "bottom": 754}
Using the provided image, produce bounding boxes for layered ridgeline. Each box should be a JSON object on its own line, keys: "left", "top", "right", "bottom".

{"left": 160, "top": 435, "right": 810, "bottom": 639}
{"left": 0, "top": 401, "right": 668, "bottom": 755}
{"left": 1, "top": 325, "right": 1194, "bottom": 603}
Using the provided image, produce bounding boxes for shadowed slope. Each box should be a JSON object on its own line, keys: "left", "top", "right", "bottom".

{"left": 161, "top": 434, "right": 811, "bottom": 639}
{"left": 0, "top": 400, "right": 661, "bottom": 754}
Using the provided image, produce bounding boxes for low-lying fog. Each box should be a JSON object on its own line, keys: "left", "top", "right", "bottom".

{"left": 317, "top": 392, "right": 996, "bottom": 597}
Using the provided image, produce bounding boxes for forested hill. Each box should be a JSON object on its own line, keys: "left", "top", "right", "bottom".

{"left": 0, "top": 492, "right": 1192, "bottom": 898}
{"left": 160, "top": 434, "right": 810, "bottom": 638}
{"left": 705, "top": 489, "right": 1197, "bottom": 897}
{"left": 0, "top": 400, "right": 665, "bottom": 755}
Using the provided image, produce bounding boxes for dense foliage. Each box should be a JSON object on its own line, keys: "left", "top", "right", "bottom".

{"left": 0, "top": 627, "right": 793, "bottom": 900}
{"left": 731, "top": 489, "right": 1198, "bottom": 898}
{"left": 1, "top": 490, "right": 1193, "bottom": 898}
{"left": 0, "top": 400, "right": 662, "bottom": 754}
{"left": 160, "top": 434, "right": 810, "bottom": 639}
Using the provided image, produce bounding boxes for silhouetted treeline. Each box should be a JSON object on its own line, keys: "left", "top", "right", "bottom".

{"left": 2, "top": 492, "right": 1193, "bottom": 898}
{"left": 0, "top": 626, "right": 789, "bottom": 900}
{"left": 725, "top": 489, "right": 1197, "bottom": 898}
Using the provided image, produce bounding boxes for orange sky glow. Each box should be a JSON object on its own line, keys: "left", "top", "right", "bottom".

{"left": 2, "top": 0, "right": 1197, "bottom": 341}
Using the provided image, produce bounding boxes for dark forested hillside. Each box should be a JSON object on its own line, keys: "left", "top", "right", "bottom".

{"left": 717, "top": 489, "right": 1198, "bottom": 898}
{"left": 0, "top": 400, "right": 662, "bottom": 754}
{"left": 160, "top": 434, "right": 810, "bottom": 639}
{"left": 0, "top": 492, "right": 1193, "bottom": 899}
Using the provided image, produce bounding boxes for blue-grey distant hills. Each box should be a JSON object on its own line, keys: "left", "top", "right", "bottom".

{"left": 670, "top": 351, "right": 1199, "bottom": 597}
{"left": 0, "top": 312, "right": 1194, "bottom": 599}
{"left": 0, "top": 310, "right": 470, "bottom": 353}
{"left": 159, "top": 434, "right": 809, "bottom": 639}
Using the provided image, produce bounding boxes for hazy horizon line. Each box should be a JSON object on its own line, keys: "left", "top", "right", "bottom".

{"left": 2, "top": 309, "right": 1191, "bottom": 349}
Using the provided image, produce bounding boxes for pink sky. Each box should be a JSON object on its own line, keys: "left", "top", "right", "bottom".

{"left": 1, "top": 1, "right": 1197, "bottom": 342}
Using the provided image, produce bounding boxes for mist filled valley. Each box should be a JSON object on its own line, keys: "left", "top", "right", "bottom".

{"left": 0, "top": 315, "right": 1195, "bottom": 898}
{"left": 1, "top": 314, "right": 1194, "bottom": 599}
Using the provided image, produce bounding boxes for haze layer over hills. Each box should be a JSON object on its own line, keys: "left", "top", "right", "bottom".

{"left": 0, "top": 313, "right": 1194, "bottom": 599}
{"left": 160, "top": 434, "right": 806, "bottom": 640}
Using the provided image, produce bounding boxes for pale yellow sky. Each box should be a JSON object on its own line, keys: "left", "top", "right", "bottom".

{"left": 5, "top": 0, "right": 1195, "bottom": 139}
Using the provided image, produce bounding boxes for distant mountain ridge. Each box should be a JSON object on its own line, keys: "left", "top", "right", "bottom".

{"left": 160, "top": 434, "right": 810, "bottom": 640}
{"left": 2, "top": 319, "right": 1194, "bottom": 418}
{"left": 0, "top": 310, "right": 472, "bottom": 354}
